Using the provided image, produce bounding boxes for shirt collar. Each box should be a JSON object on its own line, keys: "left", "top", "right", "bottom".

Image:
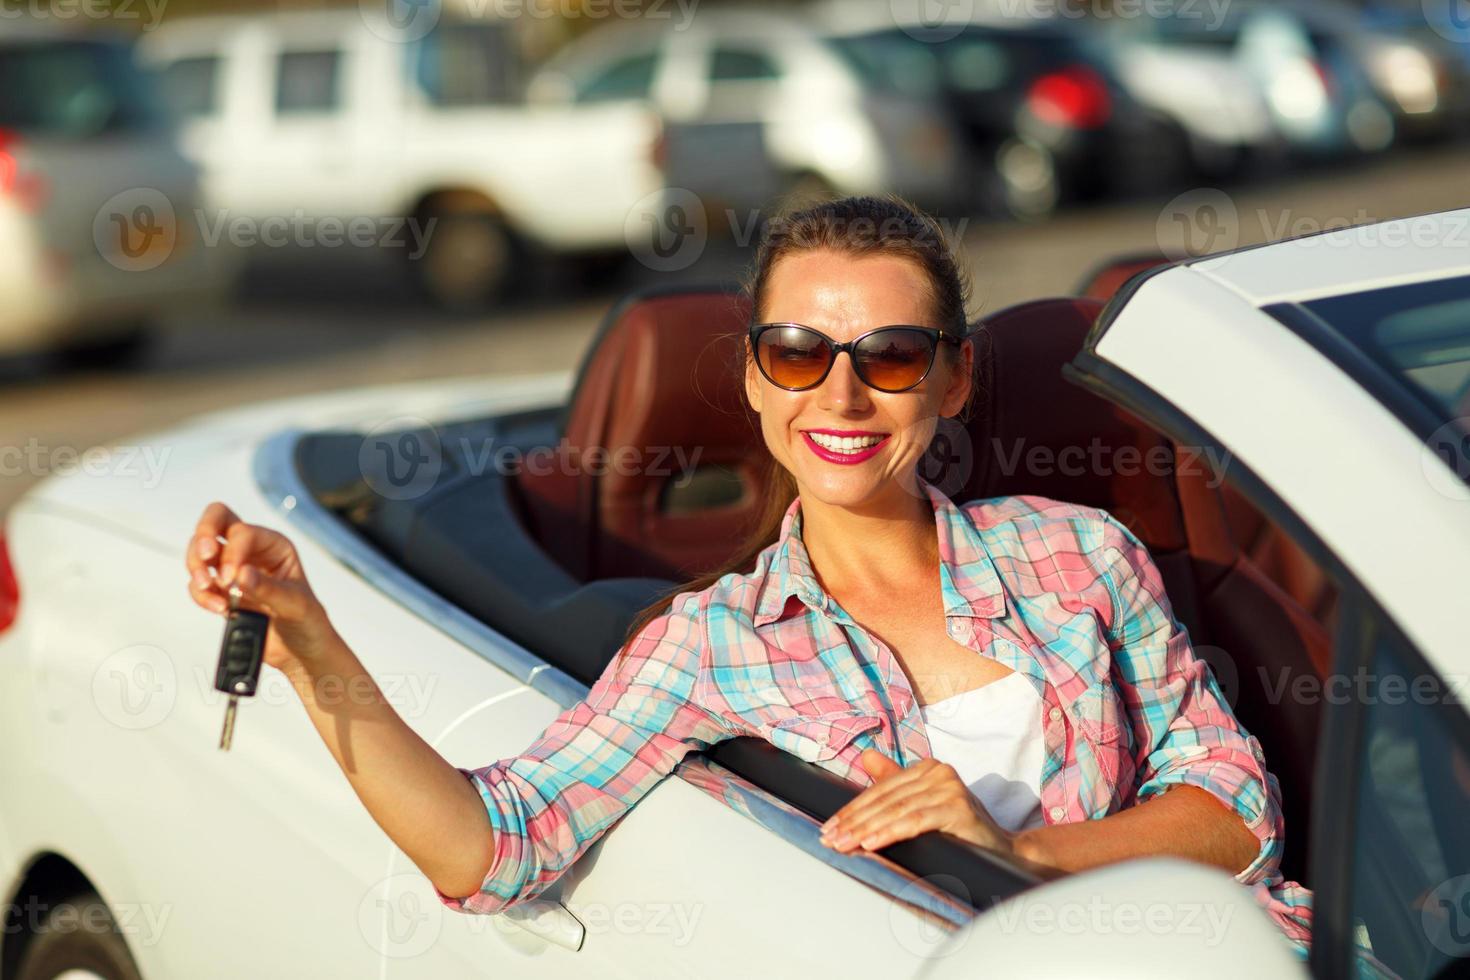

{"left": 752, "top": 476, "right": 1007, "bottom": 629}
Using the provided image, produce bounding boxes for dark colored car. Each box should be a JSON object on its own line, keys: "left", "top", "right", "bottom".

{"left": 830, "top": 22, "right": 1192, "bottom": 219}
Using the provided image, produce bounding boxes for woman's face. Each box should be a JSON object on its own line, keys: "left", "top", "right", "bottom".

{"left": 745, "top": 248, "right": 973, "bottom": 513}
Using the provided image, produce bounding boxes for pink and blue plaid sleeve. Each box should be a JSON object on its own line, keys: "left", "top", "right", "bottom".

{"left": 436, "top": 592, "right": 733, "bottom": 914}
{"left": 1098, "top": 512, "right": 1287, "bottom": 886}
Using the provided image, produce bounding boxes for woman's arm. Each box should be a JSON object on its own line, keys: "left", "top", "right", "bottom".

{"left": 1014, "top": 784, "right": 1260, "bottom": 878}
{"left": 280, "top": 631, "right": 496, "bottom": 900}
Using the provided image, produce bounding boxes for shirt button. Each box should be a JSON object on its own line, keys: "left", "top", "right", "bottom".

{"left": 1049, "top": 707, "right": 1063, "bottom": 723}
{"left": 1050, "top": 806, "right": 1066, "bottom": 821}
{"left": 947, "top": 622, "right": 960, "bottom": 636}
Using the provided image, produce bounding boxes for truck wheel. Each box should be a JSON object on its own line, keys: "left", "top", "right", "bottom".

{"left": 411, "top": 210, "right": 514, "bottom": 313}
{"left": 15, "top": 890, "right": 143, "bottom": 980}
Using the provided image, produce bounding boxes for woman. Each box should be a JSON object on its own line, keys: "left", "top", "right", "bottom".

{"left": 183, "top": 196, "right": 1312, "bottom": 956}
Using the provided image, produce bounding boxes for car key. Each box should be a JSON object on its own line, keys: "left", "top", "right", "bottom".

{"left": 215, "top": 583, "right": 268, "bottom": 751}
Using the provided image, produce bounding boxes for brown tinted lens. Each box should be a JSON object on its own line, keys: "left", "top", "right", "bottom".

{"left": 758, "top": 326, "right": 832, "bottom": 389}
{"left": 854, "top": 329, "right": 935, "bottom": 391}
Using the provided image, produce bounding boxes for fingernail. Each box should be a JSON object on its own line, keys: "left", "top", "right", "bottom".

{"left": 821, "top": 818, "right": 836, "bottom": 832}
{"left": 197, "top": 538, "right": 214, "bottom": 559}
{"left": 220, "top": 563, "right": 236, "bottom": 586}
{"left": 192, "top": 569, "right": 208, "bottom": 590}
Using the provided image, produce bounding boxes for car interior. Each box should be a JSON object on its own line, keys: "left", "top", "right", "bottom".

{"left": 295, "top": 271, "right": 1341, "bottom": 910}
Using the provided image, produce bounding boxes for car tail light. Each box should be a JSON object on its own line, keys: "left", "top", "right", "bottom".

{"left": 0, "top": 129, "right": 48, "bottom": 213}
{"left": 1026, "top": 65, "right": 1112, "bottom": 130}
{"left": 0, "top": 524, "right": 18, "bottom": 636}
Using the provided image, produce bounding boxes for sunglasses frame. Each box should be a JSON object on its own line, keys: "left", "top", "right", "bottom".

{"left": 748, "top": 322, "right": 964, "bottom": 394}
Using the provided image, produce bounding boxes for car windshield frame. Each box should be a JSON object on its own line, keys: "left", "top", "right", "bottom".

{"left": 1262, "top": 274, "right": 1470, "bottom": 491}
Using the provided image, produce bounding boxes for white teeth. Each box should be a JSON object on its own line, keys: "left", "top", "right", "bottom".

{"left": 807, "top": 432, "right": 883, "bottom": 453}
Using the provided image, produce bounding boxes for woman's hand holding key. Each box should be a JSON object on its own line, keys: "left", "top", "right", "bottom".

{"left": 182, "top": 500, "right": 497, "bottom": 900}
{"left": 185, "top": 500, "right": 339, "bottom": 676}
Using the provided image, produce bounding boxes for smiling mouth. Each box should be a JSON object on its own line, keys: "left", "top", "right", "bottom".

{"left": 804, "top": 431, "right": 887, "bottom": 453}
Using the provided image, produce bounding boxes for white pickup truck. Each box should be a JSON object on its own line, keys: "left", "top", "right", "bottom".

{"left": 138, "top": 9, "right": 667, "bottom": 311}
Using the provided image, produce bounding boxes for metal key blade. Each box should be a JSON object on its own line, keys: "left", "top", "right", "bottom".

{"left": 219, "top": 695, "right": 239, "bottom": 751}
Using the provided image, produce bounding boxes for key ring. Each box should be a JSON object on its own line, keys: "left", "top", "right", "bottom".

{"left": 228, "top": 583, "right": 242, "bottom": 613}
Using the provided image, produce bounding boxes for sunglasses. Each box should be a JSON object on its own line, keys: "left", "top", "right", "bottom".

{"left": 749, "top": 322, "right": 963, "bottom": 394}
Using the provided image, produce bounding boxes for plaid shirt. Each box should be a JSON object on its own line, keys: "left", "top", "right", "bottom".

{"left": 438, "top": 478, "right": 1314, "bottom": 955}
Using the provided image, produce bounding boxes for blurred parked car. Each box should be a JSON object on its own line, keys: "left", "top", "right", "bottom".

{"left": 825, "top": 21, "right": 1192, "bottom": 219}
{"left": 530, "top": 9, "right": 966, "bottom": 221}
{"left": 139, "top": 10, "right": 664, "bottom": 312}
{"left": 1233, "top": 1, "right": 1396, "bottom": 159}
{"left": 1356, "top": 2, "right": 1470, "bottom": 141}
{"left": 1094, "top": 13, "right": 1280, "bottom": 178}
{"left": 0, "top": 26, "right": 231, "bottom": 365}
{"left": 1099, "top": 1, "right": 1397, "bottom": 173}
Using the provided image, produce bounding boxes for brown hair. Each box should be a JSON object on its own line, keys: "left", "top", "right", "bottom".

{"left": 610, "top": 193, "right": 976, "bottom": 675}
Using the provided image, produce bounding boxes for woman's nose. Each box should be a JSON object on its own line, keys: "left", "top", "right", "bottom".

{"left": 818, "top": 352, "right": 870, "bottom": 412}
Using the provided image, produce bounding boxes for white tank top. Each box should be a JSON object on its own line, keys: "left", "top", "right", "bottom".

{"left": 917, "top": 671, "right": 1046, "bottom": 833}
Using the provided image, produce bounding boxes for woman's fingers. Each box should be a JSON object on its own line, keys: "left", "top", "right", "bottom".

{"left": 232, "top": 564, "right": 312, "bottom": 622}
{"left": 824, "top": 779, "right": 948, "bottom": 850}
{"left": 186, "top": 501, "right": 240, "bottom": 578}
{"left": 824, "top": 786, "right": 951, "bottom": 852}
{"left": 825, "top": 758, "right": 943, "bottom": 833}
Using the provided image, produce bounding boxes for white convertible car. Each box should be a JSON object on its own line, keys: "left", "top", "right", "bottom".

{"left": 2, "top": 208, "right": 1468, "bottom": 980}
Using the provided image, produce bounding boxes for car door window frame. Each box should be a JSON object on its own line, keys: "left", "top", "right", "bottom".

{"left": 1067, "top": 347, "right": 1470, "bottom": 979}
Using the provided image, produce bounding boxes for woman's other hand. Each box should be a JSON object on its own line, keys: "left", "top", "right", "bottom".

{"left": 819, "top": 748, "right": 1016, "bottom": 857}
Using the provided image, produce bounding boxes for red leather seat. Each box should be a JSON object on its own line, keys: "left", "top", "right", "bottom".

{"left": 1076, "top": 253, "right": 1170, "bottom": 303}
{"left": 935, "top": 296, "right": 1320, "bottom": 884}
{"left": 513, "top": 285, "right": 771, "bottom": 582}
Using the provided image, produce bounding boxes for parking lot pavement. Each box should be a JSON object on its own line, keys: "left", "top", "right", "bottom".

{"left": 3, "top": 145, "right": 1469, "bottom": 515}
